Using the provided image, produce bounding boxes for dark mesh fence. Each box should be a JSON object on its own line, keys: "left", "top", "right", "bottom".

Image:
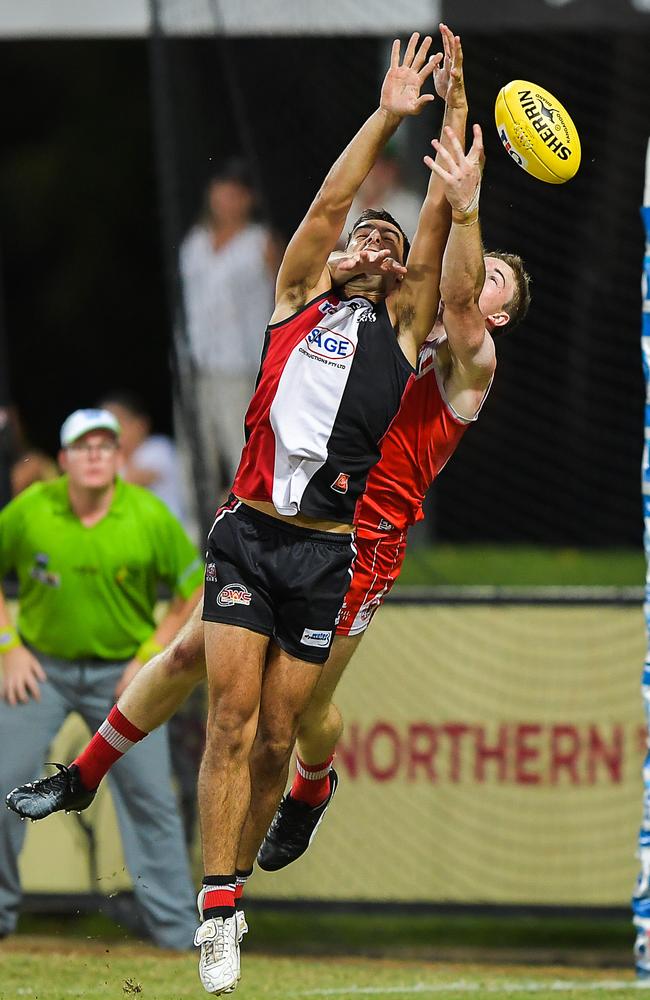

{"left": 148, "top": 5, "right": 650, "bottom": 546}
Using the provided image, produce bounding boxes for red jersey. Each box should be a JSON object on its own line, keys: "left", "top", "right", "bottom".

{"left": 354, "top": 335, "right": 491, "bottom": 534}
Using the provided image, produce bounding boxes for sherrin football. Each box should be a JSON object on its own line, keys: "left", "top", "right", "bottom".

{"left": 494, "top": 80, "right": 581, "bottom": 183}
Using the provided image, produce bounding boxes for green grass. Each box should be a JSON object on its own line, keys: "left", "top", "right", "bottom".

{"left": 397, "top": 547, "right": 645, "bottom": 587}
{"left": 5, "top": 911, "right": 642, "bottom": 1000}
{"left": 0, "top": 941, "right": 644, "bottom": 1000}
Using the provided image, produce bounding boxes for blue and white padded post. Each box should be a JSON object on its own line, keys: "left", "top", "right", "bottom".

{"left": 632, "top": 136, "right": 650, "bottom": 978}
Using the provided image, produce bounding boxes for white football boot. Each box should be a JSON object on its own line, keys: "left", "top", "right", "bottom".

{"left": 196, "top": 886, "right": 248, "bottom": 944}
{"left": 194, "top": 886, "right": 248, "bottom": 993}
{"left": 194, "top": 915, "right": 239, "bottom": 995}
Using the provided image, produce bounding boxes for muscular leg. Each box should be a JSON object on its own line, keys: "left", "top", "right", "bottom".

{"left": 296, "top": 634, "right": 363, "bottom": 762}
{"left": 199, "top": 622, "right": 269, "bottom": 873}
{"left": 254, "top": 633, "right": 366, "bottom": 873}
{"left": 235, "top": 642, "right": 323, "bottom": 871}
{"left": 118, "top": 600, "right": 206, "bottom": 732}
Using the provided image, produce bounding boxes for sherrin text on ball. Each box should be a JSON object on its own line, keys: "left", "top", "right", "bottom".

{"left": 494, "top": 80, "right": 581, "bottom": 183}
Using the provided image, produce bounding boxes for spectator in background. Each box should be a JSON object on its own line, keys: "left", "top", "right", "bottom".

{"left": 179, "top": 158, "right": 283, "bottom": 505}
{"left": 1, "top": 408, "right": 203, "bottom": 948}
{"left": 100, "top": 392, "right": 187, "bottom": 524}
{"left": 343, "top": 140, "right": 423, "bottom": 244}
{"left": 0, "top": 406, "right": 58, "bottom": 502}
{"left": 10, "top": 450, "right": 58, "bottom": 498}
{"left": 100, "top": 391, "right": 200, "bottom": 843}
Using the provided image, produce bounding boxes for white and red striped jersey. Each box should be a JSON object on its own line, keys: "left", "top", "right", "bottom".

{"left": 355, "top": 335, "right": 492, "bottom": 534}
{"left": 232, "top": 290, "right": 415, "bottom": 522}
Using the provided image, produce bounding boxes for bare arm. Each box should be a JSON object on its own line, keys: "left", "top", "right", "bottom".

{"left": 427, "top": 124, "right": 496, "bottom": 382}
{"left": 391, "top": 27, "right": 468, "bottom": 363}
{"left": 273, "top": 33, "right": 439, "bottom": 323}
{"left": 152, "top": 585, "right": 203, "bottom": 649}
{"left": 114, "top": 584, "right": 203, "bottom": 698}
{"left": 327, "top": 247, "right": 408, "bottom": 286}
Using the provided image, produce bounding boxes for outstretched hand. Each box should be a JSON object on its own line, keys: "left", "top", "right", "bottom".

{"left": 433, "top": 24, "right": 466, "bottom": 110}
{"left": 335, "top": 247, "right": 408, "bottom": 278}
{"left": 424, "top": 124, "right": 484, "bottom": 214}
{"left": 380, "top": 32, "right": 441, "bottom": 118}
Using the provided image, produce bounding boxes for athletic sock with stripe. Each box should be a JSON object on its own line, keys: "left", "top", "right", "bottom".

{"left": 73, "top": 705, "right": 147, "bottom": 791}
{"left": 289, "top": 754, "right": 334, "bottom": 807}
{"left": 202, "top": 875, "right": 236, "bottom": 920}
{"left": 235, "top": 867, "right": 253, "bottom": 910}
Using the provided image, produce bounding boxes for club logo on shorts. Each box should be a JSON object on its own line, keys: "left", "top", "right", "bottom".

{"left": 358, "top": 602, "right": 375, "bottom": 622}
{"left": 378, "top": 519, "right": 395, "bottom": 532}
{"left": 205, "top": 562, "right": 218, "bottom": 582}
{"left": 217, "top": 583, "right": 252, "bottom": 607}
{"left": 300, "top": 628, "right": 332, "bottom": 648}
{"left": 331, "top": 472, "right": 349, "bottom": 494}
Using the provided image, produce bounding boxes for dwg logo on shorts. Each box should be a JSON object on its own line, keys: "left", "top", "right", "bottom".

{"left": 217, "top": 583, "right": 252, "bottom": 607}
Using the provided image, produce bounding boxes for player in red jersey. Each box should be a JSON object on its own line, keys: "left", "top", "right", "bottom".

{"left": 257, "top": 230, "right": 530, "bottom": 872}
{"left": 255, "top": 34, "right": 531, "bottom": 869}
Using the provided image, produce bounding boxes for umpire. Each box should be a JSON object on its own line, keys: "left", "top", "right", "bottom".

{"left": 0, "top": 408, "right": 203, "bottom": 949}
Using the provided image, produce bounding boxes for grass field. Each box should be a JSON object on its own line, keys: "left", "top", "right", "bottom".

{"left": 1, "top": 937, "right": 648, "bottom": 1000}
{"left": 396, "top": 547, "right": 644, "bottom": 587}
{"left": 2, "top": 910, "right": 646, "bottom": 1000}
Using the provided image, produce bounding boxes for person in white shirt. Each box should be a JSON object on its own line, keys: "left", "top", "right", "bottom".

{"left": 343, "top": 141, "right": 423, "bottom": 245}
{"left": 179, "top": 159, "right": 283, "bottom": 505}
{"left": 100, "top": 393, "right": 187, "bottom": 524}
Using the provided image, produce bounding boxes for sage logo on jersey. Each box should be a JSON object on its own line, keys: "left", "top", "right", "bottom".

{"left": 331, "top": 472, "right": 349, "bottom": 494}
{"left": 305, "top": 327, "right": 356, "bottom": 361}
{"left": 378, "top": 518, "right": 395, "bottom": 532}
{"left": 301, "top": 628, "right": 332, "bottom": 648}
{"left": 217, "top": 583, "right": 252, "bottom": 607}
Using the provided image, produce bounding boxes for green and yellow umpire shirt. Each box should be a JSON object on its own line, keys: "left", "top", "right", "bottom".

{"left": 0, "top": 476, "right": 204, "bottom": 661}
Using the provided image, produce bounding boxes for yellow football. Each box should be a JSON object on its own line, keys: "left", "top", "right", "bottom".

{"left": 494, "top": 80, "right": 581, "bottom": 183}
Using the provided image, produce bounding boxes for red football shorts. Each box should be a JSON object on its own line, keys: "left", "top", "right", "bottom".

{"left": 335, "top": 528, "right": 407, "bottom": 637}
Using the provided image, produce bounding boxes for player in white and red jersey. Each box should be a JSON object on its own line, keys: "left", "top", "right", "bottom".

{"left": 257, "top": 133, "right": 531, "bottom": 874}
{"left": 8, "top": 28, "right": 473, "bottom": 996}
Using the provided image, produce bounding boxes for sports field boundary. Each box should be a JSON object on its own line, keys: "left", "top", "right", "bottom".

{"left": 386, "top": 586, "right": 644, "bottom": 606}
{"left": 20, "top": 892, "right": 632, "bottom": 920}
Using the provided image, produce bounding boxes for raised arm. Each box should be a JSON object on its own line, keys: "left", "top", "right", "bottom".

{"left": 426, "top": 124, "right": 496, "bottom": 383}
{"left": 391, "top": 26, "right": 468, "bottom": 363}
{"left": 273, "top": 33, "right": 439, "bottom": 323}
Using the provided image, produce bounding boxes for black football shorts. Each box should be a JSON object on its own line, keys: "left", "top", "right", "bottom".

{"left": 202, "top": 497, "right": 356, "bottom": 664}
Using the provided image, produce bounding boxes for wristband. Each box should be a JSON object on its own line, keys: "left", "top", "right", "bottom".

{"left": 452, "top": 208, "right": 479, "bottom": 227}
{"left": 135, "top": 637, "right": 163, "bottom": 665}
{"left": 459, "top": 179, "right": 481, "bottom": 215}
{"left": 0, "top": 626, "right": 22, "bottom": 653}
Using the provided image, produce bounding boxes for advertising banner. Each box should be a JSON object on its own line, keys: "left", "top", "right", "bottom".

{"left": 20, "top": 602, "right": 647, "bottom": 906}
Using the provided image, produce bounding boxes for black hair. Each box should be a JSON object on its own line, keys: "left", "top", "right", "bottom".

{"left": 346, "top": 208, "right": 411, "bottom": 263}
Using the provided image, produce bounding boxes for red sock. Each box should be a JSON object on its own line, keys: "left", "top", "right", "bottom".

{"left": 202, "top": 877, "right": 236, "bottom": 917}
{"left": 290, "top": 754, "right": 334, "bottom": 807}
{"left": 235, "top": 867, "right": 253, "bottom": 909}
{"left": 73, "top": 705, "right": 147, "bottom": 790}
